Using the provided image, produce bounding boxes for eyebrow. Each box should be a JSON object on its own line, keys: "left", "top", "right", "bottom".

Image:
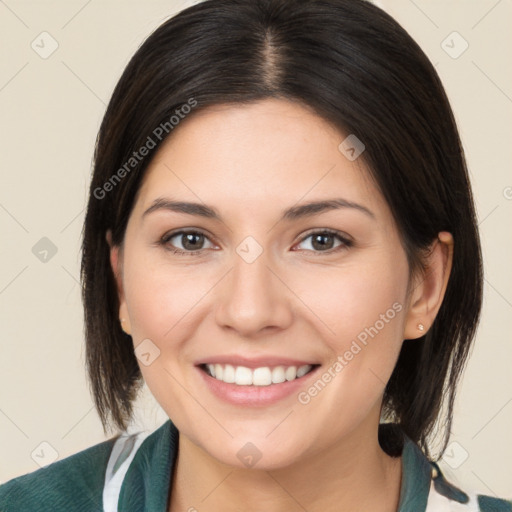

{"left": 142, "top": 197, "right": 375, "bottom": 222}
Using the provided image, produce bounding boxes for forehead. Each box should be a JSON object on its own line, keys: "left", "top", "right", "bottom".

{"left": 134, "top": 99, "right": 385, "bottom": 221}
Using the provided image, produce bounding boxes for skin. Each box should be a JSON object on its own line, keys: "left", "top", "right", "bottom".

{"left": 107, "top": 98, "right": 453, "bottom": 512}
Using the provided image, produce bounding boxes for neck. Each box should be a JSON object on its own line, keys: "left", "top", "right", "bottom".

{"left": 168, "top": 419, "right": 403, "bottom": 512}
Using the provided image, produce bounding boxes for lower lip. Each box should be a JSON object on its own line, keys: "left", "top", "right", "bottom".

{"left": 196, "top": 365, "right": 320, "bottom": 406}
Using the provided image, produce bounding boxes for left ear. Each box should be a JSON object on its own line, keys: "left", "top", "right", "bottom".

{"left": 403, "top": 231, "right": 454, "bottom": 339}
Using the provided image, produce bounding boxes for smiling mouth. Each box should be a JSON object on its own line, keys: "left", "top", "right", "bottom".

{"left": 199, "top": 363, "right": 319, "bottom": 386}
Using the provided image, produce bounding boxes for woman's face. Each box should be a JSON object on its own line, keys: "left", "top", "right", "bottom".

{"left": 112, "top": 98, "right": 418, "bottom": 469}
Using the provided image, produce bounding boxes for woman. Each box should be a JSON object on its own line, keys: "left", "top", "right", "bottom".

{"left": 1, "top": 0, "right": 510, "bottom": 510}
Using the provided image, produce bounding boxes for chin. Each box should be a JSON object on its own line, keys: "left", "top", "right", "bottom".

{"left": 194, "top": 428, "right": 311, "bottom": 471}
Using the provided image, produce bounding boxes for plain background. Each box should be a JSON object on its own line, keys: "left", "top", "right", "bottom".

{"left": 0, "top": 0, "right": 511, "bottom": 498}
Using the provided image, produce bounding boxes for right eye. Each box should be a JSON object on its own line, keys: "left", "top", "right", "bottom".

{"left": 160, "top": 229, "right": 216, "bottom": 256}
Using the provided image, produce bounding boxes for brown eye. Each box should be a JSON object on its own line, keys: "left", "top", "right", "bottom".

{"left": 180, "top": 232, "right": 205, "bottom": 250}
{"left": 295, "top": 230, "right": 352, "bottom": 254}
{"left": 161, "top": 230, "right": 215, "bottom": 255}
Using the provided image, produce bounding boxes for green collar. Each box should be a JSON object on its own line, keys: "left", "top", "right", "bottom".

{"left": 397, "top": 432, "right": 433, "bottom": 511}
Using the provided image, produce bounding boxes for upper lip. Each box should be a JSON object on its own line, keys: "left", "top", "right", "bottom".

{"left": 195, "top": 355, "right": 318, "bottom": 369}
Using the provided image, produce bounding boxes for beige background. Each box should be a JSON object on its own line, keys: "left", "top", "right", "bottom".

{"left": 0, "top": 0, "right": 511, "bottom": 498}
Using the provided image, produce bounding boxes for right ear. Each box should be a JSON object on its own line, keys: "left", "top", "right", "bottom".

{"left": 106, "top": 230, "right": 131, "bottom": 335}
{"left": 106, "top": 230, "right": 121, "bottom": 296}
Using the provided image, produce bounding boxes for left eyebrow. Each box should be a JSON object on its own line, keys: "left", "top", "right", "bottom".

{"left": 282, "top": 198, "right": 375, "bottom": 221}
{"left": 142, "top": 197, "right": 375, "bottom": 221}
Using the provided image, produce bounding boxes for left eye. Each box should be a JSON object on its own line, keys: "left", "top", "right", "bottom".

{"left": 295, "top": 230, "right": 351, "bottom": 253}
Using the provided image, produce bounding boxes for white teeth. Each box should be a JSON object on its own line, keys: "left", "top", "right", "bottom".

{"left": 296, "top": 364, "right": 311, "bottom": 378}
{"left": 285, "top": 366, "right": 297, "bottom": 381}
{"left": 253, "top": 367, "right": 272, "bottom": 386}
{"left": 271, "top": 366, "right": 286, "bottom": 384}
{"left": 234, "top": 366, "right": 253, "bottom": 385}
{"left": 205, "top": 363, "right": 314, "bottom": 386}
{"left": 223, "top": 364, "right": 235, "bottom": 383}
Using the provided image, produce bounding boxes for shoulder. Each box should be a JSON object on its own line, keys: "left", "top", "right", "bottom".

{"left": 380, "top": 423, "right": 512, "bottom": 512}
{"left": 0, "top": 420, "right": 177, "bottom": 512}
{"left": 0, "top": 435, "right": 117, "bottom": 512}
{"left": 426, "top": 462, "right": 512, "bottom": 512}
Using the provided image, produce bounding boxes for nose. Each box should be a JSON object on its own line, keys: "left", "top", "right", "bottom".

{"left": 214, "top": 248, "right": 294, "bottom": 338}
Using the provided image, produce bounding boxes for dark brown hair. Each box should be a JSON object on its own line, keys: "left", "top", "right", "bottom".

{"left": 81, "top": 0, "right": 483, "bottom": 460}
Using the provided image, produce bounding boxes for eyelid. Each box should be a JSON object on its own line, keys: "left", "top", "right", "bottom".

{"left": 296, "top": 227, "right": 353, "bottom": 244}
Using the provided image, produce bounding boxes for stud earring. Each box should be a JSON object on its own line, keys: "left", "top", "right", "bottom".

{"left": 417, "top": 323, "right": 425, "bottom": 332}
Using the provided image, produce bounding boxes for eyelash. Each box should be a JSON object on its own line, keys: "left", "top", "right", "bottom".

{"left": 159, "top": 228, "right": 353, "bottom": 257}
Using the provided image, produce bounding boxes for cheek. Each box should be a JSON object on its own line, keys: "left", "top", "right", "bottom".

{"left": 121, "top": 252, "right": 215, "bottom": 413}
{"left": 287, "top": 274, "right": 406, "bottom": 442}
{"left": 291, "top": 255, "right": 409, "bottom": 402}
{"left": 295, "top": 258, "right": 408, "bottom": 346}
{"left": 123, "top": 251, "right": 213, "bottom": 343}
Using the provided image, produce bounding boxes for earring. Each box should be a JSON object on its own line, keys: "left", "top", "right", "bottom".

{"left": 417, "top": 323, "right": 425, "bottom": 332}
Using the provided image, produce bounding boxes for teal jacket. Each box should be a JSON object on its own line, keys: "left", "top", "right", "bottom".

{"left": 1, "top": 420, "right": 510, "bottom": 511}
